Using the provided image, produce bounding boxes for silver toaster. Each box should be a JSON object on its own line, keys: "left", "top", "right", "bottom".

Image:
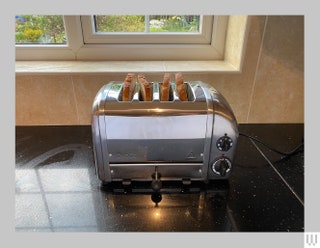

{"left": 91, "top": 79, "right": 238, "bottom": 190}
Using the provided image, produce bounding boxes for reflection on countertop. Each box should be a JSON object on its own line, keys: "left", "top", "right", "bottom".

{"left": 15, "top": 124, "right": 304, "bottom": 232}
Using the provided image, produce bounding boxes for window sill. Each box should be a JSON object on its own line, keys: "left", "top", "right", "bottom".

{"left": 15, "top": 60, "right": 240, "bottom": 75}
{"left": 15, "top": 16, "right": 250, "bottom": 75}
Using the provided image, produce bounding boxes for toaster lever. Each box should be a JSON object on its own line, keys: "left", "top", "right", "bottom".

{"left": 151, "top": 166, "right": 162, "bottom": 192}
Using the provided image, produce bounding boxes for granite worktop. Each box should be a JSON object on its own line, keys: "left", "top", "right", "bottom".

{"left": 15, "top": 124, "right": 304, "bottom": 232}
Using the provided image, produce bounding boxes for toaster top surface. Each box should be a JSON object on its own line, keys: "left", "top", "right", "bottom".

{"left": 93, "top": 81, "right": 213, "bottom": 116}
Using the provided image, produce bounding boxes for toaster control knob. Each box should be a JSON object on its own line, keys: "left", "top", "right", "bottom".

{"left": 216, "top": 134, "right": 233, "bottom": 151}
{"left": 212, "top": 158, "right": 232, "bottom": 177}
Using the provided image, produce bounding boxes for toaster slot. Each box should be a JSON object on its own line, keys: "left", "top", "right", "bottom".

{"left": 118, "top": 83, "right": 138, "bottom": 102}
{"left": 159, "top": 82, "right": 174, "bottom": 101}
{"left": 172, "top": 82, "right": 196, "bottom": 102}
{"left": 152, "top": 82, "right": 160, "bottom": 101}
{"left": 139, "top": 83, "right": 153, "bottom": 101}
{"left": 185, "top": 83, "right": 196, "bottom": 101}
{"left": 116, "top": 81, "right": 196, "bottom": 102}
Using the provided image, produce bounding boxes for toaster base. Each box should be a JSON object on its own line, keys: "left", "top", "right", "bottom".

{"left": 108, "top": 162, "right": 207, "bottom": 181}
{"left": 100, "top": 179, "right": 230, "bottom": 194}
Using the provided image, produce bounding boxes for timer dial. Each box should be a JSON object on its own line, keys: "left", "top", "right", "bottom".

{"left": 216, "top": 134, "right": 233, "bottom": 152}
{"left": 212, "top": 157, "right": 232, "bottom": 177}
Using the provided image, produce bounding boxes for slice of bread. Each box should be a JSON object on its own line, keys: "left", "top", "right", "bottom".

{"left": 122, "top": 73, "right": 136, "bottom": 101}
{"left": 138, "top": 74, "right": 152, "bottom": 101}
{"left": 161, "top": 73, "right": 171, "bottom": 101}
{"left": 175, "top": 72, "right": 188, "bottom": 101}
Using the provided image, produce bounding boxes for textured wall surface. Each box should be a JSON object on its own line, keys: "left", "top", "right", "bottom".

{"left": 15, "top": 16, "right": 304, "bottom": 125}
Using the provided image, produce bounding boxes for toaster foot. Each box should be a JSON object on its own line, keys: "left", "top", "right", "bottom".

{"left": 151, "top": 192, "right": 162, "bottom": 204}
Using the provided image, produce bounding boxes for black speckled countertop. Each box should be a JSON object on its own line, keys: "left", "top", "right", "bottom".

{"left": 15, "top": 124, "right": 304, "bottom": 232}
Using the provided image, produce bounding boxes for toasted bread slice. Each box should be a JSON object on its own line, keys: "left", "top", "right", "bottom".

{"left": 138, "top": 74, "right": 152, "bottom": 101}
{"left": 175, "top": 72, "right": 188, "bottom": 101}
{"left": 122, "top": 73, "right": 136, "bottom": 101}
{"left": 160, "top": 73, "right": 171, "bottom": 101}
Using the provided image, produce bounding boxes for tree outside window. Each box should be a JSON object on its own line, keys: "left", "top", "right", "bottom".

{"left": 15, "top": 15, "right": 66, "bottom": 44}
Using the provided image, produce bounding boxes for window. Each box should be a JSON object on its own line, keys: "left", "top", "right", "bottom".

{"left": 15, "top": 15, "right": 230, "bottom": 61}
{"left": 94, "top": 15, "right": 201, "bottom": 33}
{"left": 81, "top": 15, "right": 213, "bottom": 44}
{"left": 15, "top": 15, "right": 66, "bottom": 45}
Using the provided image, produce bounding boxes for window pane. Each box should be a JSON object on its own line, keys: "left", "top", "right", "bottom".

{"left": 94, "top": 15, "right": 201, "bottom": 33}
{"left": 95, "top": 15, "right": 145, "bottom": 32}
{"left": 148, "top": 15, "right": 200, "bottom": 33}
{"left": 15, "top": 15, "right": 66, "bottom": 44}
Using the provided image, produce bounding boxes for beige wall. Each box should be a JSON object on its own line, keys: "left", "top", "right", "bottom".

{"left": 15, "top": 16, "right": 304, "bottom": 126}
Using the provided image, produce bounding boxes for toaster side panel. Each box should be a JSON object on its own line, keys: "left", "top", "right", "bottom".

{"left": 207, "top": 86, "right": 239, "bottom": 180}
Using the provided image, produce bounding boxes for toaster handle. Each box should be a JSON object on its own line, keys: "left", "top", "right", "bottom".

{"left": 151, "top": 166, "right": 162, "bottom": 191}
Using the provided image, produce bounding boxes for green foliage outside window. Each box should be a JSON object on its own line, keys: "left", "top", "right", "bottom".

{"left": 95, "top": 15, "right": 145, "bottom": 32}
{"left": 15, "top": 15, "right": 200, "bottom": 44}
{"left": 95, "top": 15, "right": 200, "bottom": 33}
{"left": 149, "top": 15, "right": 200, "bottom": 32}
{"left": 15, "top": 15, "right": 66, "bottom": 44}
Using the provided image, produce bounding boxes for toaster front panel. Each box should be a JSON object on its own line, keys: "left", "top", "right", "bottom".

{"left": 104, "top": 114, "right": 207, "bottom": 163}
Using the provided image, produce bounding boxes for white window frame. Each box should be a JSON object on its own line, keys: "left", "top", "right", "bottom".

{"left": 15, "top": 15, "right": 229, "bottom": 61}
{"left": 81, "top": 15, "right": 214, "bottom": 44}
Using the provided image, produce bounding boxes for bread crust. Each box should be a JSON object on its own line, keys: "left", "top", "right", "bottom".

{"left": 175, "top": 72, "right": 188, "bottom": 101}
{"left": 161, "top": 73, "right": 171, "bottom": 101}
{"left": 122, "top": 73, "right": 136, "bottom": 101}
{"left": 138, "top": 74, "right": 152, "bottom": 101}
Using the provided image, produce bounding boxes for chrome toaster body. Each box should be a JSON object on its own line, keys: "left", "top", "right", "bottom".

{"left": 91, "top": 81, "right": 238, "bottom": 185}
